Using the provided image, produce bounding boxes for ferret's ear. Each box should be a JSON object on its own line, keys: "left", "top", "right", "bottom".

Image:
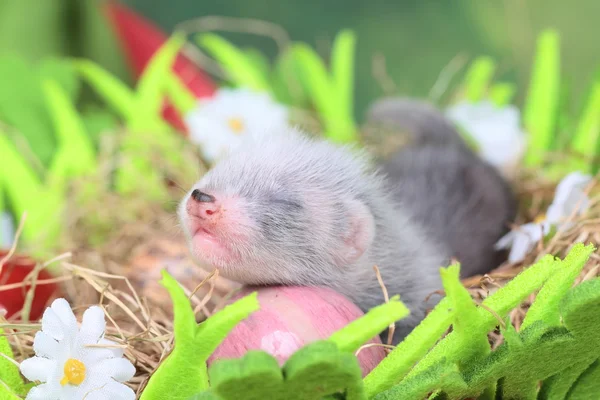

{"left": 335, "top": 199, "right": 376, "bottom": 266}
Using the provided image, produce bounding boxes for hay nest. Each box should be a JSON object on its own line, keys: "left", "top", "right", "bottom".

{"left": 1, "top": 165, "right": 599, "bottom": 396}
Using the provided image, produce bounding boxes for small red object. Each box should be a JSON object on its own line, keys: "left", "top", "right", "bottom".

{"left": 0, "top": 250, "right": 59, "bottom": 321}
{"left": 103, "top": 1, "right": 217, "bottom": 133}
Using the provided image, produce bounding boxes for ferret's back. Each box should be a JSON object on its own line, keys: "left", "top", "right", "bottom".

{"left": 368, "top": 98, "right": 517, "bottom": 277}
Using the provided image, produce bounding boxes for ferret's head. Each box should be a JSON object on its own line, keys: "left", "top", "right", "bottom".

{"left": 178, "top": 128, "right": 383, "bottom": 286}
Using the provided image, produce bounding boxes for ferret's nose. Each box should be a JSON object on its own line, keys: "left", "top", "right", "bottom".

{"left": 191, "top": 189, "right": 215, "bottom": 203}
{"left": 186, "top": 189, "right": 219, "bottom": 219}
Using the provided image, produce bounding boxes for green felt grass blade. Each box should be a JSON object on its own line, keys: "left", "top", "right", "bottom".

{"left": 74, "top": 59, "right": 137, "bottom": 121}
{"left": 134, "top": 34, "right": 186, "bottom": 128}
{"left": 328, "top": 295, "right": 409, "bottom": 353}
{"left": 244, "top": 48, "right": 272, "bottom": 83}
{"left": 406, "top": 254, "right": 559, "bottom": 379}
{"left": 538, "top": 358, "right": 598, "bottom": 400}
{"left": 293, "top": 43, "right": 335, "bottom": 120}
{"left": 140, "top": 270, "right": 259, "bottom": 400}
{"left": 463, "top": 56, "right": 496, "bottom": 102}
{"left": 0, "top": 328, "right": 27, "bottom": 398}
{"left": 441, "top": 264, "right": 490, "bottom": 369}
{"left": 523, "top": 29, "right": 561, "bottom": 166}
{"left": 0, "top": 56, "right": 57, "bottom": 167}
{"left": 562, "top": 359, "right": 600, "bottom": 400}
{"left": 363, "top": 297, "right": 453, "bottom": 398}
{"left": 272, "top": 46, "right": 310, "bottom": 107}
{"left": 489, "top": 82, "right": 516, "bottom": 106}
{"left": 199, "top": 341, "right": 365, "bottom": 400}
{"left": 521, "top": 243, "right": 594, "bottom": 330}
{"left": 373, "top": 361, "right": 467, "bottom": 400}
{"left": 0, "top": 131, "right": 63, "bottom": 250}
{"left": 197, "top": 33, "right": 271, "bottom": 92}
{"left": 42, "top": 79, "right": 96, "bottom": 182}
{"left": 164, "top": 72, "right": 198, "bottom": 117}
{"left": 571, "top": 80, "right": 600, "bottom": 165}
{"left": 330, "top": 29, "right": 358, "bottom": 142}
{"left": 294, "top": 42, "right": 358, "bottom": 143}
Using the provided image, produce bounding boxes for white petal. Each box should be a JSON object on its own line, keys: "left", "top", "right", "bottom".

{"left": 41, "top": 308, "right": 66, "bottom": 341}
{"left": 79, "top": 306, "right": 106, "bottom": 344}
{"left": 494, "top": 231, "right": 516, "bottom": 250}
{"left": 49, "top": 298, "right": 77, "bottom": 333}
{"left": 20, "top": 357, "right": 56, "bottom": 382}
{"left": 32, "top": 331, "right": 60, "bottom": 359}
{"left": 83, "top": 381, "right": 136, "bottom": 400}
{"left": 77, "top": 338, "right": 123, "bottom": 366}
{"left": 99, "top": 338, "right": 124, "bottom": 358}
{"left": 91, "top": 358, "right": 136, "bottom": 382}
{"left": 546, "top": 172, "right": 592, "bottom": 225}
{"left": 25, "top": 383, "right": 61, "bottom": 400}
{"left": 40, "top": 298, "right": 78, "bottom": 341}
{"left": 507, "top": 224, "right": 544, "bottom": 263}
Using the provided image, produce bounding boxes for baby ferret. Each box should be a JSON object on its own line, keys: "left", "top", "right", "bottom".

{"left": 178, "top": 98, "right": 517, "bottom": 342}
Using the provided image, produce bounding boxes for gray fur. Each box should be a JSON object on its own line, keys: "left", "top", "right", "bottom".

{"left": 179, "top": 98, "right": 517, "bottom": 343}
{"left": 368, "top": 97, "right": 518, "bottom": 278}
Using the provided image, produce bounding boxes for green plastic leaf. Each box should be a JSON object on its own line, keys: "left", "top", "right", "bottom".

{"left": 363, "top": 297, "right": 453, "bottom": 398}
{"left": 521, "top": 243, "right": 595, "bottom": 330}
{"left": 489, "top": 82, "right": 516, "bottom": 107}
{"left": 571, "top": 80, "right": 600, "bottom": 163}
{"left": 0, "top": 328, "right": 27, "bottom": 398}
{"left": 463, "top": 56, "right": 496, "bottom": 102}
{"left": 197, "top": 33, "right": 271, "bottom": 92}
{"left": 140, "top": 270, "right": 259, "bottom": 400}
{"left": 328, "top": 295, "right": 409, "bottom": 353}
{"left": 523, "top": 29, "right": 561, "bottom": 166}
{"left": 197, "top": 340, "right": 365, "bottom": 400}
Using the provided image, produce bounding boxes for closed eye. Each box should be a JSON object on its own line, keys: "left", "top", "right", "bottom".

{"left": 270, "top": 198, "right": 303, "bottom": 210}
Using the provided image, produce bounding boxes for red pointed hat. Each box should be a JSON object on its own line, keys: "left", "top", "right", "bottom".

{"left": 103, "top": 1, "right": 216, "bottom": 133}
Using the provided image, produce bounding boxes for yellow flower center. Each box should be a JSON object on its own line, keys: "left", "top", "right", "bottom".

{"left": 227, "top": 117, "right": 245, "bottom": 134}
{"left": 534, "top": 213, "right": 547, "bottom": 224}
{"left": 60, "top": 358, "right": 86, "bottom": 386}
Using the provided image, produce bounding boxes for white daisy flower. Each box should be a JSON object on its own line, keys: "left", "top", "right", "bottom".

{"left": 19, "top": 298, "right": 135, "bottom": 400}
{"left": 445, "top": 100, "right": 527, "bottom": 177}
{"left": 185, "top": 87, "right": 290, "bottom": 163}
{"left": 1, "top": 211, "right": 15, "bottom": 249}
{"left": 495, "top": 172, "right": 593, "bottom": 263}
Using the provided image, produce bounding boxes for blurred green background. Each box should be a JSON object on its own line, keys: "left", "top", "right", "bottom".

{"left": 1, "top": 0, "right": 599, "bottom": 121}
